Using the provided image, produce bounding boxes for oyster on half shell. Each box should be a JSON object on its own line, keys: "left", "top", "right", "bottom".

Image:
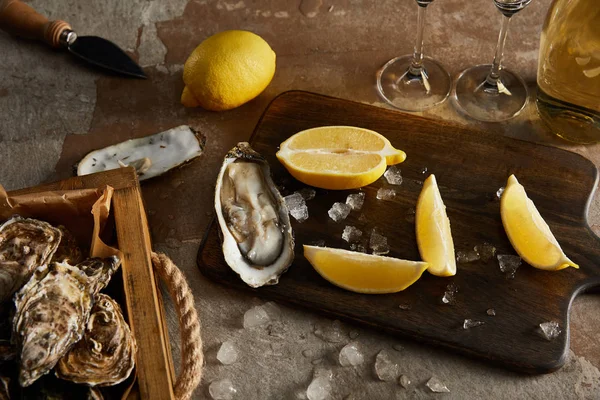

{"left": 12, "top": 257, "right": 120, "bottom": 387}
{"left": 0, "top": 217, "right": 61, "bottom": 303}
{"left": 215, "top": 143, "right": 294, "bottom": 287}
{"left": 56, "top": 293, "right": 137, "bottom": 387}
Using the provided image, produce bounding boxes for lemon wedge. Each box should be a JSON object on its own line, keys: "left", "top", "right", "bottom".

{"left": 416, "top": 174, "right": 456, "bottom": 277}
{"left": 303, "top": 245, "right": 428, "bottom": 294}
{"left": 276, "top": 126, "right": 406, "bottom": 190}
{"left": 500, "top": 175, "right": 578, "bottom": 271}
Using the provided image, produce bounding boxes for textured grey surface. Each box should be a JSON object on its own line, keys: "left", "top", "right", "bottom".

{"left": 1, "top": 0, "right": 600, "bottom": 399}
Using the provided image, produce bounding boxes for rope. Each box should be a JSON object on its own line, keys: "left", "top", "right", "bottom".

{"left": 151, "top": 252, "right": 203, "bottom": 400}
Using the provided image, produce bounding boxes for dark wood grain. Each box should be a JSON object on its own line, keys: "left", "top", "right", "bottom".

{"left": 197, "top": 91, "right": 600, "bottom": 374}
{"left": 8, "top": 168, "right": 175, "bottom": 399}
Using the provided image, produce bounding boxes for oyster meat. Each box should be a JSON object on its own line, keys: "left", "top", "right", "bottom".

{"left": 77, "top": 125, "right": 205, "bottom": 181}
{"left": 0, "top": 217, "right": 61, "bottom": 303}
{"left": 12, "top": 257, "right": 120, "bottom": 387}
{"left": 215, "top": 143, "right": 294, "bottom": 287}
{"left": 56, "top": 293, "right": 137, "bottom": 387}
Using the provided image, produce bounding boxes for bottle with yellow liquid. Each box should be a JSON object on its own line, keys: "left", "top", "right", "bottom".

{"left": 536, "top": 0, "right": 600, "bottom": 144}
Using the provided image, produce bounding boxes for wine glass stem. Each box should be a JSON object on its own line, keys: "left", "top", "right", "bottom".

{"left": 486, "top": 14, "right": 511, "bottom": 85}
{"left": 409, "top": 4, "right": 428, "bottom": 75}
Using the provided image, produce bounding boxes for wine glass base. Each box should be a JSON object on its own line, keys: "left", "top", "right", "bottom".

{"left": 376, "top": 55, "right": 451, "bottom": 112}
{"left": 453, "top": 64, "right": 529, "bottom": 122}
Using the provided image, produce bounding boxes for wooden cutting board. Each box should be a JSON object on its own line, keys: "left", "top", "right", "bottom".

{"left": 197, "top": 91, "right": 600, "bottom": 373}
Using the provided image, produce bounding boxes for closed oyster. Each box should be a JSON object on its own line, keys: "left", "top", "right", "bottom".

{"left": 56, "top": 294, "right": 136, "bottom": 387}
{"left": 215, "top": 143, "right": 294, "bottom": 287}
{"left": 0, "top": 217, "right": 61, "bottom": 303}
{"left": 12, "top": 257, "right": 120, "bottom": 387}
{"left": 50, "top": 226, "right": 83, "bottom": 265}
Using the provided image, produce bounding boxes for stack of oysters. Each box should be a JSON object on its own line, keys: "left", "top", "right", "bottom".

{"left": 0, "top": 216, "right": 136, "bottom": 399}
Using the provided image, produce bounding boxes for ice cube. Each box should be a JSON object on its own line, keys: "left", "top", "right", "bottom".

{"left": 456, "top": 250, "right": 480, "bottom": 263}
{"left": 243, "top": 305, "right": 270, "bottom": 328}
{"left": 285, "top": 193, "right": 309, "bottom": 222}
{"left": 217, "top": 340, "right": 238, "bottom": 365}
{"left": 313, "top": 320, "right": 345, "bottom": 343}
{"left": 262, "top": 301, "right": 282, "bottom": 320}
{"left": 374, "top": 350, "right": 399, "bottom": 381}
{"left": 398, "top": 375, "right": 411, "bottom": 389}
{"left": 369, "top": 229, "right": 389, "bottom": 255}
{"left": 539, "top": 321, "right": 561, "bottom": 341}
{"left": 497, "top": 254, "right": 522, "bottom": 278}
{"left": 398, "top": 304, "right": 411, "bottom": 311}
{"left": 346, "top": 192, "right": 366, "bottom": 211}
{"left": 441, "top": 283, "right": 458, "bottom": 305}
{"left": 384, "top": 166, "right": 403, "bottom": 185}
{"left": 496, "top": 186, "right": 505, "bottom": 199}
{"left": 306, "top": 369, "right": 332, "bottom": 400}
{"left": 339, "top": 343, "right": 364, "bottom": 366}
{"left": 299, "top": 188, "right": 317, "bottom": 201}
{"left": 342, "top": 226, "right": 363, "bottom": 243}
{"left": 209, "top": 379, "right": 237, "bottom": 400}
{"left": 475, "top": 243, "right": 497, "bottom": 261}
{"left": 486, "top": 308, "right": 496, "bottom": 316}
{"left": 426, "top": 377, "right": 450, "bottom": 393}
{"left": 328, "top": 202, "right": 352, "bottom": 222}
{"left": 376, "top": 187, "right": 396, "bottom": 201}
{"left": 463, "top": 319, "right": 485, "bottom": 329}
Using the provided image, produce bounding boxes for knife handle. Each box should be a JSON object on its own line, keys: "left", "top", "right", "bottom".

{"left": 0, "top": 0, "right": 71, "bottom": 48}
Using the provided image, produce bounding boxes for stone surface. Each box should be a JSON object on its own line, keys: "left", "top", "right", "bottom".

{"left": 2, "top": 1, "right": 600, "bottom": 399}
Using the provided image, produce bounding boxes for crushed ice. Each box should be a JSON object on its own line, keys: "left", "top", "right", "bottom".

{"left": 497, "top": 254, "right": 522, "bottom": 279}
{"left": 328, "top": 202, "right": 352, "bottom": 222}
{"left": 376, "top": 187, "right": 396, "bottom": 201}
{"left": 342, "top": 226, "right": 363, "bottom": 243}
{"left": 442, "top": 283, "right": 459, "bottom": 305}
{"left": 475, "top": 243, "right": 497, "bottom": 261}
{"left": 350, "top": 243, "right": 367, "bottom": 253}
{"left": 456, "top": 250, "right": 480, "bottom": 263}
{"left": 243, "top": 305, "right": 270, "bottom": 328}
{"left": 369, "top": 229, "right": 389, "bottom": 255}
{"left": 306, "top": 369, "right": 332, "bottom": 400}
{"left": 339, "top": 343, "right": 364, "bottom": 367}
{"left": 346, "top": 192, "right": 366, "bottom": 211}
{"left": 285, "top": 192, "right": 309, "bottom": 222}
{"left": 399, "top": 375, "right": 411, "bottom": 388}
{"left": 539, "top": 321, "right": 561, "bottom": 341}
{"left": 299, "top": 188, "right": 317, "bottom": 201}
{"left": 374, "top": 350, "right": 399, "bottom": 381}
{"left": 496, "top": 186, "right": 505, "bottom": 199}
{"left": 209, "top": 379, "right": 237, "bottom": 400}
{"left": 426, "top": 377, "right": 450, "bottom": 393}
{"left": 463, "top": 319, "right": 485, "bottom": 329}
{"left": 217, "top": 340, "right": 238, "bottom": 365}
{"left": 398, "top": 304, "right": 411, "bottom": 311}
{"left": 384, "top": 166, "right": 403, "bottom": 185}
{"left": 486, "top": 308, "right": 496, "bottom": 316}
{"left": 313, "top": 320, "right": 346, "bottom": 343}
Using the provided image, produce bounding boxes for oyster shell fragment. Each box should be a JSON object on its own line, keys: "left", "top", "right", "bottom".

{"left": 215, "top": 143, "right": 294, "bottom": 287}
{"left": 77, "top": 125, "right": 205, "bottom": 181}
{"left": 12, "top": 257, "right": 120, "bottom": 387}
{"left": 56, "top": 294, "right": 136, "bottom": 387}
{"left": 0, "top": 217, "right": 61, "bottom": 303}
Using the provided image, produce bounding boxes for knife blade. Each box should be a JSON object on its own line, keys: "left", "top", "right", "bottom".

{"left": 0, "top": 0, "right": 146, "bottom": 79}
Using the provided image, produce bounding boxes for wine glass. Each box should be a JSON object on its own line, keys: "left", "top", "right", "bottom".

{"left": 376, "top": 0, "right": 451, "bottom": 111}
{"left": 453, "top": 0, "right": 532, "bottom": 122}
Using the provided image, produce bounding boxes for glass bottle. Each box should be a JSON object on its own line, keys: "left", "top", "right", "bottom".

{"left": 536, "top": 0, "right": 600, "bottom": 144}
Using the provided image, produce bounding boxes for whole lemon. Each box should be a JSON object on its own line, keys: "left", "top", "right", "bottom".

{"left": 181, "top": 30, "right": 276, "bottom": 111}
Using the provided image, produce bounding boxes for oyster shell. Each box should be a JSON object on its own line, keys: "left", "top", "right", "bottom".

{"left": 77, "top": 125, "right": 205, "bottom": 181}
{"left": 12, "top": 257, "right": 120, "bottom": 387}
{"left": 50, "top": 226, "right": 83, "bottom": 265}
{"left": 56, "top": 293, "right": 136, "bottom": 387}
{"left": 215, "top": 143, "right": 294, "bottom": 287}
{"left": 0, "top": 376, "right": 9, "bottom": 400}
{"left": 0, "top": 217, "right": 61, "bottom": 303}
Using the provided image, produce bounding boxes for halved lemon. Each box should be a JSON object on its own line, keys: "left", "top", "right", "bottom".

{"left": 500, "top": 175, "right": 578, "bottom": 271}
{"left": 303, "top": 245, "right": 428, "bottom": 294}
{"left": 416, "top": 174, "right": 456, "bottom": 277}
{"left": 276, "top": 126, "right": 406, "bottom": 190}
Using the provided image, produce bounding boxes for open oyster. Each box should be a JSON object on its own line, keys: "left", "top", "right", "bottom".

{"left": 215, "top": 143, "right": 294, "bottom": 287}
{"left": 77, "top": 125, "right": 205, "bottom": 181}
{"left": 0, "top": 217, "right": 61, "bottom": 303}
{"left": 56, "top": 293, "right": 136, "bottom": 387}
{"left": 12, "top": 257, "right": 120, "bottom": 387}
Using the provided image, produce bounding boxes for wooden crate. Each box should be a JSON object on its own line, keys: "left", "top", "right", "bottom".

{"left": 8, "top": 167, "right": 175, "bottom": 400}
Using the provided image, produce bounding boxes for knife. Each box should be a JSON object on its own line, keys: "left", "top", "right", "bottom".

{"left": 0, "top": 0, "right": 146, "bottom": 79}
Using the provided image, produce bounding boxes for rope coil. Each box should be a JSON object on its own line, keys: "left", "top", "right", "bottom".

{"left": 151, "top": 252, "right": 203, "bottom": 400}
